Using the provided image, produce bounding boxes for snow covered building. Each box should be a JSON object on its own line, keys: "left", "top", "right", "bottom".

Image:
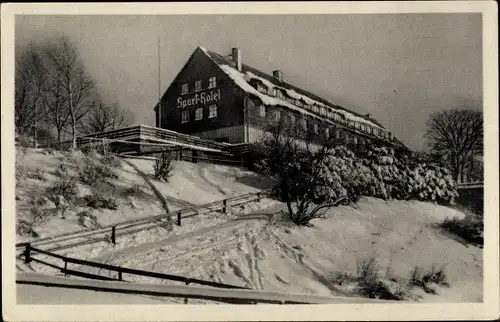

{"left": 154, "top": 47, "right": 405, "bottom": 149}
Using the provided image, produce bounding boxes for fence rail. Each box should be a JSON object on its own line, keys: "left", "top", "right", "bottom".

{"left": 16, "top": 190, "right": 271, "bottom": 254}
{"left": 21, "top": 245, "right": 249, "bottom": 292}
{"left": 17, "top": 273, "right": 391, "bottom": 304}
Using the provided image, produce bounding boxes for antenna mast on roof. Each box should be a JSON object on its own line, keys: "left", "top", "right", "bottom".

{"left": 157, "top": 24, "right": 162, "bottom": 128}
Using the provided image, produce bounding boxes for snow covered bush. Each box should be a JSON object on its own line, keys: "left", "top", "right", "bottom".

{"left": 78, "top": 156, "right": 117, "bottom": 185}
{"left": 153, "top": 150, "right": 174, "bottom": 182}
{"left": 314, "top": 145, "right": 458, "bottom": 204}
{"left": 440, "top": 212, "right": 483, "bottom": 247}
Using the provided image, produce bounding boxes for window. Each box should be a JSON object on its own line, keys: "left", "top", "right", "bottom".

{"left": 301, "top": 119, "right": 307, "bottom": 130}
{"left": 290, "top": 115, "right": 296, "bottom": 124}
{"left": 209, "top": 104, "right": 218, "bottom": 118}
{"left": 336, "top": 129, "right": 340, "bottom": 139}
{"left": 195, "top": 107, "right": 203, "bottom": 120}
{"left": 320, "top": 107, "right": 325, "bottom": 116}
{"left": 181, "top": 83, "right": 189, "bottom": 95}
{"left": 260, "top": 105, "right": 266, "bottom": 117}
{"left": 275, "top": 110, "right": 281, "bottom": 122}
{"left": 195, "top": 80, "right": 202, "bottom": 92}
{"left": 208, "top": 76, "right": 217, "bottom": 89}
{"left": 313, "top": 123, "right": 319, "bottom": 134}
{"left": 181, "top": 110, "right": 189, "bottom": 123}
{"left": 354, "top": 136, "right": 358, "bottom": 144}
{"left": 325, "top": 128, "right": 330, "bottom": 138}
{"left": 277, "top": 90, "right": 284, "bottom": 99}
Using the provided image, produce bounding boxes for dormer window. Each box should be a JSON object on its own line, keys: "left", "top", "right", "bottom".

{"left": 276, "top": 90, "right": 284, "bottom": 99}
{"left": 181, "top": 83, "right": 189, "bottom": 95}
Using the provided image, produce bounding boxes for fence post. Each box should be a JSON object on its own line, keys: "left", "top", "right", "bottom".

{"left": 24, "top": 243, "right": 31, "bottom": 264}
{"left": 256, "top": 192, "right": 261, "bottom": 202}
{"left": 177, "top": 212, "right": 181, "bottom": 226}
{"left": 222, "top": 199, "right": 227, "bottom": 214}
{"left": 63, "top": 261, "right": 68, "bottom": 276}
{"left": 111, "top": 226, "right": 116, "bottom": 245}
{"left": 118, "top": 271, "right": 123, "bottom": 281}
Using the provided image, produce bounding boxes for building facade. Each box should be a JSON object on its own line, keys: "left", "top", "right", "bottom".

{"left": 155, "top": 46, "right": 406, "bottom": 150}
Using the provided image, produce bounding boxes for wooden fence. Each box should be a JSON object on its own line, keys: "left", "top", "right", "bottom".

{"left": 16, "top": 191, "right": 271, "bottom": 254}
{"left": 21, "top": 245, "right": 248, "bottom": 290}
{"left": 17, "top": 273, "right": 392, "bottom": 304}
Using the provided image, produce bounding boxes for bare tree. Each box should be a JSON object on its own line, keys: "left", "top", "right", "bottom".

{"left": 254, "top": 119, "right": 346, "bottom": 226}
{"left": 424, "top": 108, "right": 483, "bottom": 182}
{"left": 81, "top": 100, "right": 135, "bottom": 134}
{"left": 44, "top": 36, "right": 95, "bottom": 149}
{"left": 15, "top": 43, "right": 46, "bottom": 144}
{"left": 42, "top": 76, "right": 72, "bottom": 143}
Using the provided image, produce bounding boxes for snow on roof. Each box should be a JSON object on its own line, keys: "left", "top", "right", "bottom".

{"left": 219, "top": 64, "right": 334, "bottom": 124}
{"left": 200, "top": 48, "right": 383, "bottom": 130}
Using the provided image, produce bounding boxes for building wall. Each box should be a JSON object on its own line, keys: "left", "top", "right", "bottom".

{"left": 244, "top": 96, "right": 382, "bottom": 148}
{"left": 156, "top": 48, "right": 246, "bottom": 143}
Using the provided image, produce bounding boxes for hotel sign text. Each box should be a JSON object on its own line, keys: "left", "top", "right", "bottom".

{"left": 177, "top": 89, "right": 221, "bottom": 109}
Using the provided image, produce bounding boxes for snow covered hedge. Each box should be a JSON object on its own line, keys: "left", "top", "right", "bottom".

{"left": 314, "top": 146, "right": 458, "bottom": 204}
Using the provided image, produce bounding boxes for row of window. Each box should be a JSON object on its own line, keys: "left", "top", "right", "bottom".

{"left": 253, "top": 80, "right": 391, "bottom": 139}
{"left": 258, "top": 104, "right": 392, "bottom": 140}
{"left": 181, "top": 104, "right": 218, "bottom": 123}
{"left": 181, "top": 76, "right": 217, "bottom": 95}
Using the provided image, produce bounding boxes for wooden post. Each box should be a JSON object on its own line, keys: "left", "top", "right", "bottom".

{"left": 222, "top": 199, "right": 227, "bottom": 214}
{"left": 256, "top": 192, "right": 261, "bottom": 202}
{"left": 118, "top": 271, "right": 123, "bottom": 281}
{"left": 111, "top": 226, "right": 116, "bottom": 245}
{"left": 177, "top": 212, "right": 181, "bottom": 226}
{"left": 24, "top": 243, "right": 31, "bottom": 264}
{"left": 184, "top": 278, "right": 190, "bottom": 304}
{"left": 63, "top": 261, "right": 68, "bottom": 276}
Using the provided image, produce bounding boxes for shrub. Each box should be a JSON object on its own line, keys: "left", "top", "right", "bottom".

{"left": 32, "top": 167, "right": 45, "bottom": 180}
{"left": 78, "top": 157, "right": 117, "bottom": 185}
{"left": 102, "top": 154, "right": 122, "bottom": 168}
{"left": 84, "top": 180, "right": 118, "bottom": 210}
{"left": 16, "top": 219, "right": 39, "bottom": 238}
{"left": 409, "top": 265, "right": 449, "bottom": 294}
{"left": 331, "top": 271, "right": 357, "bottom": 286}
{"left": 440, "top": 213, "right": 483, "bottom": 246}
{"left": 46, "top": 176, "right": 77, "bottom": 205}
{"left": 153, "top": 151, "right": 174, "bottom": 182}
{"left": 355, "top": 257, "right": 406, "bottom": 300}
{"left": 16, "top": 164, "right": 27, "bottom": 186}
{"left": 314, "top": 145, "right": 458, "bottom": 205}
{"left": 55, "top": 162, "right": 70, "bottom": 178}
{"left": 125, "top": 184, "right": 145, "bottom": 197}
{"left": 76, "top": 210, "right": 100, "bottom": 228}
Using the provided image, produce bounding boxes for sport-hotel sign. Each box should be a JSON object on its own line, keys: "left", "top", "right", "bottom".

{"left": 177, "top": 89, "right": 221, "bottom": 109}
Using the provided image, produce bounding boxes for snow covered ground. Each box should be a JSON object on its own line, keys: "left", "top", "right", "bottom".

{"left": 16, "top": 148, "right": 482, "bottom": 303}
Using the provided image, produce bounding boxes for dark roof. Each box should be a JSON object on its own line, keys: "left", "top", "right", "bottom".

{"left": 201, "top": 47, "right": 385, "bottom": 129}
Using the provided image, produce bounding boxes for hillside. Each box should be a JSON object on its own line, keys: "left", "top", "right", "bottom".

{"left": 15, "top": 147, "right": 482, "bottom": 303}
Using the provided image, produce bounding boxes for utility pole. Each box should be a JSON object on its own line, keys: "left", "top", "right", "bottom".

{"left": 157, "top": 28, "right": 162, "bottom": 128}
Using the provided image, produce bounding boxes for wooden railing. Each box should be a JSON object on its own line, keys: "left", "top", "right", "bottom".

{"left": 17, "top": 273, "right": 392, "bottom": 304}
{"left": 16, "top": 191, "right": 271, "bottom": 254}
{"left": 73, "top": 125, "right": 252, "bottom": 157}
{"left": 21, "top": 245, "right": 249, "bottom": 297}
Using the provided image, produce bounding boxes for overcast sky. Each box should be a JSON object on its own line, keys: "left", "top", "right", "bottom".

{"left": 15, "top": 14, "right": 482, "bottom": 151}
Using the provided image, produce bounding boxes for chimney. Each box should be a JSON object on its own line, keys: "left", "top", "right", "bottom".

{"left": 232, "top": 48, "right": 242, "bottom": 72}
{"left": 273, "top": 70, "right": 283, "bottom": 82}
